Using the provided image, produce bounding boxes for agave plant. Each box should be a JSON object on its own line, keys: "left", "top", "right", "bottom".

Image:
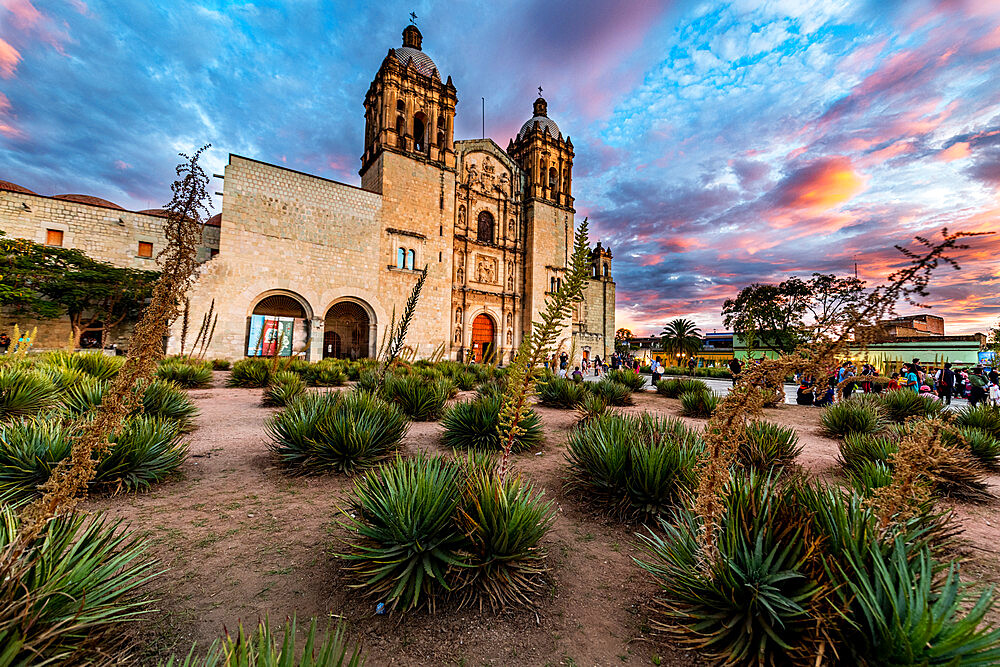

{"left": 383, "top": 374, "right": 453, "bottom": 421}
{"left": 955, "top": 404, "right": 1000, "bottom": 440}
{"left": 456, "top": 470, "right": 555, "bottom": 610}
{"left": 42, "top": 350, "right": 126, "bottom": 381}
{"left": 261, "top": 371, "right": 306, "bottom": 407}
{"left": 587, "top": 378, "right": 633, "bottom": 406}
{"left": 820, "top": 401, "right": 883, "bottom": 438}
{"left": 0, "top": 504, "right": 159, "bottom": 664}
{"left": 162, "top": 617, "right": 365, "bottom": 666}
{"left": 679, "top": 389, "right": 718, "bottom": 418}
{"left": 839, "top": 433, "right": 896, "bottom": 474}
{"left": 536, "top": 376, "right": 588, "bottom": 408}
{"left": 878, "top": 389, "right": 944, "bottom": 423}
{"left": 655, "top": 378, "right": 685, "bottom": 398}
{"left": 840, "top": 538, "right": 1000, "bottom": 665}
{"left": 739, "top": 420, "right": 802, "bottom": 471}
{"left": 954, "top": 427, "right": 1000, "bottom": 470}
{"left": 603, "top": 368, "right": 647, "bottom": 392}
{"left": 565, "top": 413, "right": 700, "bottom": 518}
{"left": 0, "top": 415, "right": 187, "bottom": 500}
{"left": 636, "top": 473, "right": 827, "bottom": 665}
{"left": 0, "top": 367, "right": 58, "bottom": 420}
{"left": 441, "top": 393, "right": 543, "bottom": 453}
{"left": 266, "top": 390, "right": 408, "bottom": 473}
{"left": 210, "top": 358, "right": 231, "bottom": 371}
{"left": 225, "top": 358, "right": 271, "bottom": 388}
{"left": 337, "top": 455, "right": 466, "bottom": 612}
{"left": 574, "top": 392, "right": 608, "bottom": 424}
{"left": 157, "top": 361, "right": 213, "bottom": 388}
{"left": 61, "top": 377, "right": 198, "bottom": 430}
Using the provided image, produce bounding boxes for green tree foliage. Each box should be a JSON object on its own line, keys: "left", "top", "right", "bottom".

{"left": 721, "top": 273, "right": 866, "bottom": 354}
{"left": 659, "top": 318, "right": 702, "bottom": 359}
{"left": 0, "top": 230, "right": 159, "bottom": 345}
{"left": 614, "top": 327, "right": 633, "bottom": 356}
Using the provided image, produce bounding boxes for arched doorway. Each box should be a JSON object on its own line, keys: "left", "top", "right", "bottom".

{"left": 247, "top": 293, "right": 310, "bottom": 357}
{"left": 324, "top": 300, "right": 372, "bottom": 359}
{"left": 471, "top": 313, "right": 495, "bottom": 363}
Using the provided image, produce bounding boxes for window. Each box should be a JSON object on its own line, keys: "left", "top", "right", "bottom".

{"left": 397, "top": 99, "right": 405, "bottom": 112}
{"left": 477, "top": 211, "right": 494, "bottom": 243}
{"left": 45, "top": 229, "right": 63, "bottom": 246}
{"left": 549, "top": 167, "right": 558, "bottom": 192}
{"left": 406, "top": 249, "right": 415, "bottom": 270}
{"left": 550, "top": 277, "right": 556, "bottom": 292}
{"left": 210, "top": 248, "right": 219, "bottom": 258}
{"left": 397, "top": 247, "right": 406, "bottom": 269}
{"left": 137, "top": 241, "right": 153, "bottom": 258}
{"left": 413, "top": 113, "right": 426, "bottom": 152}
{"left": 603, "top": 263, "right": 609, "bottom": 277}
{"left": 396, "top": 115, "right": 405, "bottom": 148}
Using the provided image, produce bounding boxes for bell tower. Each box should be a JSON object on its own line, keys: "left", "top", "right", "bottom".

{"left": 508, "top": 95, "right": 574, "bottom": 209}
{"left": 360, "top": 24, "right": 457, "bottom": 186}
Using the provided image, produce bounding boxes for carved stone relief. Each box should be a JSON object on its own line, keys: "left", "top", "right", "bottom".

{"left": 475, "top": 255, "right": 498, "bottom": 284}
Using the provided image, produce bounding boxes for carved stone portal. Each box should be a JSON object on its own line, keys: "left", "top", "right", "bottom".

{"left": 475, "top": 255, "right": 498, "bottom": 284}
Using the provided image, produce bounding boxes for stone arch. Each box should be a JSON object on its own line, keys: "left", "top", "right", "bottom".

{"left": 246, "top": 290, "right": 313, "bottom": 358}
{"left": 477, "top": 210, "right": 494, "bottom": 243}
{"left": 470, "top": 311, "right": 497, "bottom": 363}
{"left": 323, "top": 297, "right": 377, "bottom": 360}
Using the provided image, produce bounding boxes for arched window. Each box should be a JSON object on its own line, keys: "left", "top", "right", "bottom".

{"left": 397, "top": 99, "right": 405, "bottom": 112}
{"left": 413, "top": 113, "right": 426, "bottom": 152}
{"left": 477, "top": 211, "right": 494, "bottom": 243}
{"left": 406, "top": 249, "right": 415, "bottom": 270}
{"left": 436, "top": 117, "right": 446, "bottom": 149}
{"left": 549, "top": 167, "right": 558, "bottom": 192}
{"left": 603, "top": 262, "right": 609, "bottom": 277}
{"left": 550, "top": 277, "right": 556, "bottom": 292}
{"left": 397, "top": 247, "right": 406, "bottom": 269}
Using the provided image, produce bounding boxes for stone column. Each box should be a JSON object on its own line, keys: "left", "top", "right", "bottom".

{"left": 309, "top": 318, "right": 324, "bottom": 361}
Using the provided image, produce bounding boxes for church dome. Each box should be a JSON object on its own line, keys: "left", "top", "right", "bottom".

{"left": 53, "top": 193, "right": 125, "bottom": 210}
{"left": 391, "top": 25, "right": 439, "bottom": 79}
{"left": 517, "top": 96, "right": 561, "bottom": 140}
{"left": 0, "top": 180, "right": 36, "bottom": 195}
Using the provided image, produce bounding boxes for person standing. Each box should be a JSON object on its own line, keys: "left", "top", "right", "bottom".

{"left": 593, "top": 355, "right": 602, "bottom": 376}
{"left": 937, "top": 362, "right": 956, "bottom": 405}
{"left": 728, "top": 357, "right": 742, "bottom": 387}
{"left": 969, "top": 367, "right": 987, "bottom": 406}
{"left": 903, "top": 364, "right": 920, "bottom": 393}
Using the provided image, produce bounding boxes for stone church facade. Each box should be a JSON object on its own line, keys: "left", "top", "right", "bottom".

{"left": 0, "top": 25, "right": 615, "bottom": 362}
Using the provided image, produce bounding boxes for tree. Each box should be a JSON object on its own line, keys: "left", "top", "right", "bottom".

{"left": 804, "top": 273, "right": 867, "bottom": 339}
{"left": 660, "top": 318, "right": 702, "bottom": 360}
{"left": 614, "top": 327, "right": 633, "bottom": 356}
{"left": 722, "top": 280, "right": 810, "bottom": 354}
{"left": 0, "top": 231, "right": 159, "bottom": 346}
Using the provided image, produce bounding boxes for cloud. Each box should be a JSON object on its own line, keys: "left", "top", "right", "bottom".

{"left": 0, "top": 38, "right": 19, "bottom": 77}
{"left": 770, "top": 156, "right": 865, "bottom": 211}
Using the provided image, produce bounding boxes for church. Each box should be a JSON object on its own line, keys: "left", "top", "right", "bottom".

{"left": 1, "top": 24, "right": 615, "bottom": 363}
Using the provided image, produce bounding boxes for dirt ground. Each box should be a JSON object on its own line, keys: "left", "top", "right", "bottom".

{"left": 86, "top": 373, "right": 1000, "bottom": 666}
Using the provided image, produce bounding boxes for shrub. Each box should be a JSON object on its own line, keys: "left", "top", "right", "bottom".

{"left": 43, "top": 350, "right": 125, "bottom": 380}
{"left": 955, "top": 427, "right": 1000, "bottom": 470}
{"left": 820, "top": 401, "right": 883, "bottom": 438}
{"left": 455, "top": 371, "right": 478, "bottom": 391}
{"left": 565, "top": 413, "right": 700, "bottom": 518}
{"left": 210, "top": 358, "right": 230, "bottom": 371}
{"left": 35, "top": 364, "right": 90, "bottom": 393}
{"left": 588, "top": 378, "right": 633, "bottom": 406}
{"left": 338, "top": 454, "right": 465, "bottom": 611}
{"left": 0, "top": 416, "right": 187, "bottom": 500}
{"left": 604, "top": 368, "right": 646, "bottom": 392}
{"left": 847, "top": 459, "right": 894, "bottom": 496}
{"left": 955, "top": 404, "right": 1000, "bottom": 439}
{"left": 840, "top": 538, "right": 1000, "bottom": 665}
{"left": 636, "top": 473, "right": 827, "bottom": 665}
{"left": 537, "top": 376, "right": 588, "bottom": 408}
{"left": 0, "top": 505, "right": 158, "bottom": 664}
{"left": 61, "top": 378, "right": 198, "bottom": 429}
{"left": 679, "top": 389, "right": 718, "bottom": 418}
{"left": 266, "top": 390, "right": 408, "bottom": 474}
{"left": 739, "top": 420, "right": 802, "bottom": 470}
{"left": 457, "top": 470, "right": 555, "bottom": 610}
{"left": 162, "top": 617, "right": 365, "bottom": 666}
{"left": 156, "top": 361, "right": 212, "bottom": 388}
{"left": 0, "top": 367, "right": 57, "bottom": 420}
{"left": 839, "top": 433, "right": 896, "bottom": 474}
{"left": 656, "top": 377, "right": 709, "bottom": 398}
{"left": 262, "top": 370, "right": 306, "bottom": 407}
{"left": 384, "top": 374, "right": 453, "bottom": 421}
{"left": 441, "top": 393, "right": 543, "bottom": 453}
{"left": 226, "top": 358, "right": 271, "bottom": 388}
{"left": 878, "top": 389, "right": 943, "bottom": 423}
{"left": 312, "top": 367, "right": 348, "bottom": 387}
{"left": 574, "top": 392, "right": 607, "bottom": 424}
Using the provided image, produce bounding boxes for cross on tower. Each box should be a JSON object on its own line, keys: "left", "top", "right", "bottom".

{"left": 409, "top": 11, "right": 417, "bottom": 24}
{"left": 538, "top": 86, "right": 543, "bottom": 96}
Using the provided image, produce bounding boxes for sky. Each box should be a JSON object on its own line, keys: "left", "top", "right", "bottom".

{"left": 1, "top": 0, "right": 999, "bottom": 336}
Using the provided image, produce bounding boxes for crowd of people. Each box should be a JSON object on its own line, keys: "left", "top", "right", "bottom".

{"left": 790, "top": 357, "right": 1000, "bottom": 407}
{"left": 546, "top": 350, "right": 648, "bottom": 382}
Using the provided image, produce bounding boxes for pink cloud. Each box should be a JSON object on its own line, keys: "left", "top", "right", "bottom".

{"left": 2, "top": 0, "right": 41, "bottom": 28}
{"left": 0, "top": 38, "right": 20, "bottom": 78}
{"left": 114, "top": 160, "right": 131, "bottom": 170}
{"left": 938, "top": 142, "right": 971, "bottom": 161}
{"left": 772, "top": 156, "right": 865, "bottom": 212}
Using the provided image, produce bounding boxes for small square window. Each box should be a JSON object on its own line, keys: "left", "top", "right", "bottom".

{"left": 210, "top": 248, "right": 219, "bottom": 257}
{"left": 137, "top": 241, "right": 153, "bottom": 258}
{"left": 46, "top": 229, "right": 63, "bottom": 246}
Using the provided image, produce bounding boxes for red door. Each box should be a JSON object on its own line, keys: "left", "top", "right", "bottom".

{"left": 471, "top": 314, "right": 495, "bottom": 363}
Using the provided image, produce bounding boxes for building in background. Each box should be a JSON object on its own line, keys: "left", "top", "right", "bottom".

{"left": 0, "top": 25, "right": 614, "bottom": 362}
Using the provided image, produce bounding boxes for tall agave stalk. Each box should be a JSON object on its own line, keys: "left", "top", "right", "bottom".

{"left": 497, "top": 219, "right": 591, "bottom": 482}
{"left": 374, "top": 266, "right": 428, "bottom": 390}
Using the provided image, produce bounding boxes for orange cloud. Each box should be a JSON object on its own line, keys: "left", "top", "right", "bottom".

{"left": 2, "top": 0, "right": 41, "bottom": 27}
{"left": 0, "top": 38, "right": 20, "bottom": 78}
{"left": 773, "top": 156, "right": 865, "bottom": 212}
{"left": 938, "top": 142, "right": 971, "bottom": 161}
